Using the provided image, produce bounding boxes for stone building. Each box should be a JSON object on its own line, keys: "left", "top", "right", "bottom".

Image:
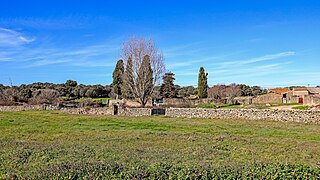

{"left": 252, "top": 93, "right": 283, "bottom": 104}
{"left": 293, "top": 88, "right": 309, "bottom": 103}
{"left": 303, "top": 87, "right": 320, "bottom": 106}
{"left": 306, "top": 87, "right": 320, "bottom": 95}
{"left": 251, "top": 88, "right": 301, "bottom": 104}
{"left": 304, "top": 95, "right": 320, "bottom": 106}
{"left": 234, "top": 96, "right": 253, "bottom": 105}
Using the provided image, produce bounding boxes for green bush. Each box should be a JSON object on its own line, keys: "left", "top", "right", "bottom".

{"left": 5, "top": 162, "right": 319, "bottom": 179}
{"left": 292, "top": 106, "right": 310, "bottom": 110}
{"left": 216, "top": 104, "right": 234, "bottom": 108}
{"left": 192, "top": 103, "right": 215, "bottom": 108}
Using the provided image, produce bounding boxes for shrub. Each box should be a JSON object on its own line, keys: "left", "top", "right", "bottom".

{"left": 5, "top": 162, "right": 319, "bottom": 179}
{"left": 192, "top": 103, "right": 215, "bottom": 108}
{"left": 292, "top": 106, "right": 310, "bottom": 110}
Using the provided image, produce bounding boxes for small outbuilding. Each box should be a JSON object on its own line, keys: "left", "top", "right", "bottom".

{"left": 293, "top": 88, "right": 309, "bottom": 103}
{"left": 306, "top": 87, "right": 320, "bottom": 95}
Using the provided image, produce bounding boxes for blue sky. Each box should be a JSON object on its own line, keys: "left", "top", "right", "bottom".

{"left": 0, "top": 0, "right": 320, "bottom": 87}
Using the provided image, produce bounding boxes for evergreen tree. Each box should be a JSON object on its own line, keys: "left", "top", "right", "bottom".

{"left": 122, "top": 57, "right": 135, "bottom": 99}
{"left": 112, "top": 59, "right": 124, "bottom": 98}
{"left": 160, "top": 72, "right": 177, "bottom": 98}
{"left": 198, "top": 67, "right": 208, "bottom": 98}
{"left": 137, "top": 55, "right": 153, "bottom": 107}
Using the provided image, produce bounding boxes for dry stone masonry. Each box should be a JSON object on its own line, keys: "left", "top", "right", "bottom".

{"left": 165, "top": 108, "right": 320, "bottom": 123}
{"left": 0, "top": 105, "right": 59, "bottom": 111}
{"left": 60, "top": 107, "right": 113, "bottom": 115}
{"left": 1, "top": 105, "right": 319, "bottom": 123}
{"left": 118, "top": 107, "right": 152, "bottom": 116}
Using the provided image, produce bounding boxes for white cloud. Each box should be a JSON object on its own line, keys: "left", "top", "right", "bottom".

{"left": 245, "top": 52, "right": 295, "bottom": 64}
{"left": 0, "top": 28, "right": 34, "bottom": 47}
{"left": 31, "top": 59, "right": 71, "bottom": 66}
{"left": 1, "top": 38, "right": 120, "bottom": 68}
{"left": 220, "top": 51, "right": 296, "bottom": 66}
{"left": 0, "top": 57, "right": 12, "bottom": 61}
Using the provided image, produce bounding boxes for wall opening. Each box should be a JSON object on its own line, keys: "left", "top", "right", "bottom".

{"left": 113, "top": 105, "right": 118, "bottom": 115}
{"left": 299, "top": 97, "right": 303, "bottom": 104}
{"left": 151, "top": 108, "right": 166, "bottom": 115}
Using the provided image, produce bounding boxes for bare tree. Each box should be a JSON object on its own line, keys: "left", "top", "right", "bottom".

{"left": 29, "top": 89, "right": 60, "bottom": 105}
{"left": 121, "top": 37, "right": 165, "bottom": 86}
{"left": 208, "top": 84, "right": 227, "bottom": 99}
{"left": 121, "top": 37, "right": 165, "bottom": 107}
{"left": 225, "top": 83, "right": 241, "bottom": 104}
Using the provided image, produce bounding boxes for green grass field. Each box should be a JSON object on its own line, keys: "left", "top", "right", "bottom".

{"left": 73, "top": 97, "right": 111, "bottom": 104}
{"left": 0, "top": 111, "right": 319, "bottom": 179}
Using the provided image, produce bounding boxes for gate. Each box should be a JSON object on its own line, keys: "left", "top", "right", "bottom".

{"left": 299, "top": 97, "right": 303, "bottom": 104}
{"left": 151, "top": 108, "right": 166, "bottom": 115}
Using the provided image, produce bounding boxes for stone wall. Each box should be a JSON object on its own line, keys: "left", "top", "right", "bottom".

{"left": 110, "top": 99, "right": 152, "bottom": 107}
{"left": 0, "top": 105, "right": 59, "bottom": 111}
{"left": 118, "top": 107, "right": 152, "bottom": 116}
{"left": 61, "top": 107, "right": 113, "bottom": 115}
{"left": 61, "top": 107, "right": 151, "bottom": 116}
{"left": 304, "top": 95, "right": 320, "bottom": 106}
{"left": 124, "top": 99, "right": 152, "bottom": 107}
{"left": 285, "top": 91, "right": 299, "bottom": 103}
{"left": 252, "top": 93, "right": 282, "bottom": 104}
{"left": 165, "top": 108, "right": 320, "bottom": 123}
{"left": 234, "top": 97, "right": 253, "bottom": 105}
{"left": 2, "top": 105, "right": 320, "bottom": 124}
{"left": 163, "top": 98, "right": 218, "bottom": 106}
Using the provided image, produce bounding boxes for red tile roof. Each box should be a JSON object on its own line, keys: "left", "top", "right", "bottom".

{"left": 268, "top": 88, "right": 290, "bottom": 94}
{"left": 293, "top": 87, "right": 308, "bottom": 91}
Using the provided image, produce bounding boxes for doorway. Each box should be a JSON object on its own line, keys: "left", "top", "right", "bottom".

{"left": 151, "top": 108, "right": 166, "bottom": 115}
{"left": 113, "top": 105, "right": 118, "bottom": 115}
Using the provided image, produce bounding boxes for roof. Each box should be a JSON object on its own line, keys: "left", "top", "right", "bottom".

{"left": 293, "top": 87, "right": 308, "bottom": 91}
{"left": 268, "top": 88, "right": 290, "bottom": 94}
{"left": 307, "top": 87, "right": 320, "bottom": 94}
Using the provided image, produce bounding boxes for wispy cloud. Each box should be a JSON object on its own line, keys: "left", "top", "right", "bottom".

{"left": 2, "top": 38, "right": 120, "bottom": 68}
{"left": 172, "top": 51, "right": 297, "bottom": 86}
{"left": 220, "top": 51, "right": 296, "bottom": 66}
{"left": 0, "top": 57, "right": 12, "bottom": 61}
{"left": 253, "top": 21, "right": 293, "bottom": 29}
{"left": 0, "top": 16, "right": 92, "bottom": 30}
{"left": 31, "top": 59, "right": 71, "bottom": 66}
{"left": 0, "top": 27, "right": 34, "bottom": 47}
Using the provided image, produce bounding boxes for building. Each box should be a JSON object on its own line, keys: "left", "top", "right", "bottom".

{"left": 292, "top": 88, "right": 309, "bottom": 103}
{"left": 303, "top": 87, "right": 320, "bottom": 106}
{"left": 234, "top": 96, "right": 253, "bottom": 105}
{"left": 267, "top": 88, "right": 301, "bottom": 104}
{"left": 306, "top": 87, "right": 320, "bottom": 95}
{"left": 252, "top": 93, "right": 283, "bottom": 104}
{"left": 268, "top": 88, "right": 291, "bottom": 95}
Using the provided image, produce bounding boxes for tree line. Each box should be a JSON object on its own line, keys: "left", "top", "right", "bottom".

{"left": 0, "top": 37, "right": 268, "bottom": 106}
{"left": 0, "top": 80, "right": 111, "bottom": 106}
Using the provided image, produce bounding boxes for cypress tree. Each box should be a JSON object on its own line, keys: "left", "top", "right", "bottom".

{"left": 198, "top": 67, "right": 208, "bottom": 98}
{"left": 112, "top": 59, "right": 124, "bottom": 98}
{"left": 160, "top": 72, "right": 177, "bottom": 98}
{"left": 137, "top": 55, "right": 153, "bottom": 107}
{"left": 122, "top": 57, "right": 135, "bottom": 99}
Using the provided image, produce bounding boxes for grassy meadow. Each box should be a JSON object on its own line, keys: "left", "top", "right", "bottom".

{"left": 0, "top": 111, "right": 319, "bottom": 179}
